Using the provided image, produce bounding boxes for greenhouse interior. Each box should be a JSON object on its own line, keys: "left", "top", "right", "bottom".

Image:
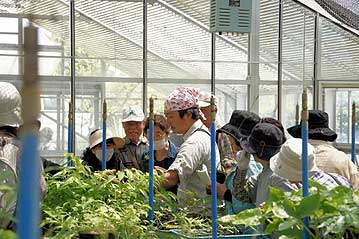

{"left": 0, "top": 0, "right": 358, "bottom": 238}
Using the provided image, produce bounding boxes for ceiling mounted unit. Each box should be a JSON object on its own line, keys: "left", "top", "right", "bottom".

{"left": 210, "top": 0, "right": 252, "bottom": 33}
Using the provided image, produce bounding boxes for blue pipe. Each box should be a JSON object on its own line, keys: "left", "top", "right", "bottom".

{"left": 301, "top": 120, "right": 309, "bottom": 239}
{"left": 148, "top": 119, "right": 155, "bottom": 223}
{"left": 351, "top": 120, "right": 356, "bottom": 165}
{"left": 102, "top": 122, "right": 107, "bottom": 171}
{"left": 18, "top": 133, "right": 40, "bottom": 239}
{"left": 210, "top": 121, "right": 218, "bottom": 239}
{"left": 67, "top": 122, "right": 72, "bottom": 167}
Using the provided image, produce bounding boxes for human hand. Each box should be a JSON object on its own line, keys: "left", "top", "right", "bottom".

{"left": 236, "top": 150, "right": 251, "bottom": 170}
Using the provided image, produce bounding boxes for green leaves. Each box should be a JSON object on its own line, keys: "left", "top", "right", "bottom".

{"left": 218, "top": 180, "right": 359, "bottom": 238}
{"left": 297, "top": 194, "right": 320, "bottom": 218}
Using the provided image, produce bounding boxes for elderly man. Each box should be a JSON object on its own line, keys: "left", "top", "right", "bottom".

{"left": 287, "top": 110, "right": 359, "bottom": 191}
{"left": 116, "top": 106, "right": 148, "bottom": 169}
{"left": 198, "top": 91, "right": 235, "bottom": 175}
{"left": 161, "top": 87, "right": 220, "bottom": 213}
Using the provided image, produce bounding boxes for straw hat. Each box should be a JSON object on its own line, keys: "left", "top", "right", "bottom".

{"left": 270, "top": 138, "right": 319, "bottom": 182}
{"left": 89, "top": 129, "right": 124, "bottom": 149}
{"left": 0, "top": 82, "right": 22, "bottom": 127}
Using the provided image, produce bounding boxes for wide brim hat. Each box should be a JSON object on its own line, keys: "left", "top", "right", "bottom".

{"left": 239, "top": 123, "right": 284, "bottom": 161}
{"left": 0, "top": 82, "right": 23, "bottom": 127}
{"left": 217, "top": 124, "right": 243, "bottom": 145}
{"left": 287, "top": 110, "right": 337, "bottom": 142}
{"left": 90, "top": 130, "right": 125, "bottom": 149}
{"left": 270, "top": 138, "right": 319, "bottom": 182}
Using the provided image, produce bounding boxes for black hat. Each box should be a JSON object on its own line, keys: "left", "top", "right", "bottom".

{"left": 217, "top": 110, "right": 260, "bottom": 144}
{"left": 287, "top": 110, "right": 337, "bottom": 142}
{"left": 240, "top": 123, "right": 284, "bottom": 161}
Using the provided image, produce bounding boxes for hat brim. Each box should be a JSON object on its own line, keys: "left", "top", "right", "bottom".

{"left": 239, "top": 137, "right": 257, "bottom": 155}
{"left": 198, "top": 101, "right": 211, "bottom": 108}
{"left": 270, "top": 153, "right": 302, "bottom": 182}
{"left": 122, "top": 116, "right": 144, "bottom": 123}
{"left": 287, "top": 125, "right": 337, "bottom": 142}
{"left": 0, "top": 108, "right": 22, "bottom": 127}
{"left": 270, "top": 152, "right": 320, "bottom": 182}
{"left": 218, "top": 124, "right": 246, "bottom": 144}
{"left": 90, "top": 136, "right": 124, "bottom": 149}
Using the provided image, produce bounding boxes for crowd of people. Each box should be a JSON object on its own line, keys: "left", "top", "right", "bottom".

{"left": 0, "top": 82, "right": 358, "bottom": 227}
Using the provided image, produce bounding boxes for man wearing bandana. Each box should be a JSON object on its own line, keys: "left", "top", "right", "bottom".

{"left": 160, "top": 87, "right": 220, "bottom": 214}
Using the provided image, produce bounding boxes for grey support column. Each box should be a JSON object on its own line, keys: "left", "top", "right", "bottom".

{"left": 247, "top": 0, "right": 260, "bottom": 114}
{"left": 143, "top": 0, "right": 148, "bottom": 115}
{"left": 70, "top": 0, "right": 76, "bottom": 154}
{"left": 313, "top": 13, "right": 322, "bottom": 109}
{"left": 278, "top": 0, "right": 283, "bottom": 121}
{"left": 211, "top": 32, "right": 216, "bottom": 95}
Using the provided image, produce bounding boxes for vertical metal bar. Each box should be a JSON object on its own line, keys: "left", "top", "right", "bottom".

{"left": 277, "top": 0, "right": 283, "bottom": 121}
{"left": 18, "top": 22, "right": 41, "bottom": 239}
{"left": 102, "top": 100, "right": 107, "bottom": 171}
{"left": 67, "top": 101, "right": 72, "bottom": 166}
{"left": 295, "top": 103, "right": 300, "bottom": 125}
{"left": 18, "top": 17, "right": 23, "bottom": 75}
{"left": 56, "top": 93, "right": 61, "bottom": 150}
{"left": 70, "top": 0, "right": 76, "bottom": 154}
{"left": 313, "top": 13, "right": 321, "bottom": 109}
{"left": 348, "top": 91, "right": 351, "bottom": 143}
{"left": 211, "top": 32, "right": 216, "bottom": 95}
{"left": 301, "top": 89, "right": 309, "bottom": 239}
{"left": 148, "top": 97, "right": 154, "bottom": 223}
{"left": 210, "top": 96, "right": 217, "bottom": 239}
{"left": 143, "top": 0, "right": 148, "bottom": 115}
{"left": 352, "top": 102, "right": 356, "bottom": 165}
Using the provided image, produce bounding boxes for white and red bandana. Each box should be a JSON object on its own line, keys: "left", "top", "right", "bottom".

{"left": 164, "top": 87, "right": 200, "bottom": 112}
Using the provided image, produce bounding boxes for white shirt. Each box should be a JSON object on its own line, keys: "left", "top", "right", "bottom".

{"left": 168, "top": 120, "right": 220, "bottom": 212}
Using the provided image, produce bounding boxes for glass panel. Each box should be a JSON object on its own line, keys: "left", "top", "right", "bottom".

{"left": 0, "top": 34, "right": 18, "bottom": 44}
{"left": 0, "top": 17, "right": 18, "bottom": 33}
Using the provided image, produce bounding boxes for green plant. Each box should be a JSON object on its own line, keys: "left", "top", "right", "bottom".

{"left": 219, "top": 181, "right": 359, "bottom": 238}
{"left": 42, "top": 156, "right": 239, "bottom": 238}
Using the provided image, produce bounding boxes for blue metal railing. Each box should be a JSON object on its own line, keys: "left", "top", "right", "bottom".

{"left": 102, "top": 100, "right": 107, "bottom": 171}
{"left": 301, "top": 90, "right": 309, "bottom": 239}
{"left": 210, "top": 96, "right": 218, "bottom": 239}
{"left": 148, "top": 97, "right": 155, "bottom": 223}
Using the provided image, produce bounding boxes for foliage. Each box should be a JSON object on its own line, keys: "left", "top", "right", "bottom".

{"left": 219, "top": 180, "right": 359, "bottom": 238}
{"left": 42, "top": 156, "right": 237, "bottom": 238}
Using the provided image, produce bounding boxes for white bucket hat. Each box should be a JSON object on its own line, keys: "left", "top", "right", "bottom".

{"left": 270, "top": 138, "right": 319, "bottom": 182}
{"left": 89, "top": 129, "right": 124, "bottom": 149}
{"left": 0, "top": 82, "right": 22, "bottom": 127}
{"left": 198, "top": 91, "right": 218, "bottom": 108}
{"left": 122, "top": 106, "right": 145, "bottom": 122}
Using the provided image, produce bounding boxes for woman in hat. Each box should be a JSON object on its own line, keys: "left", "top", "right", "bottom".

{"left": 287, "top": 110, "right": 359, "bottom": 191}
{"left": 230, "top": 123, "right": 297, "bottom": 208}
{"left": 271, "top": 138, "right": 352, "bottom": 188}
{"left": 139, "top": 113, "right": 179, "bottom": 194}
{"left": 81, "top": 129, "right": 125, "bottom": 172}
{"left": 214, "top": 110, "right": 262, "bottom": 214}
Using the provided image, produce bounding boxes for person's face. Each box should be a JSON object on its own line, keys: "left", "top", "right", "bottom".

{"left": 164, "top": 111, "right": 190, "bottom": 134}
{"left": 146, "top": 125, "right": 168, "bottom": 141}
{"left": 228, "top": 135, "right": 241, "bottom": 152}
{"left": 123, "top": 121, "right": 144, "bottom": 143}
{"left": 91, "top": 142, "right": 115, "bottom": 154}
